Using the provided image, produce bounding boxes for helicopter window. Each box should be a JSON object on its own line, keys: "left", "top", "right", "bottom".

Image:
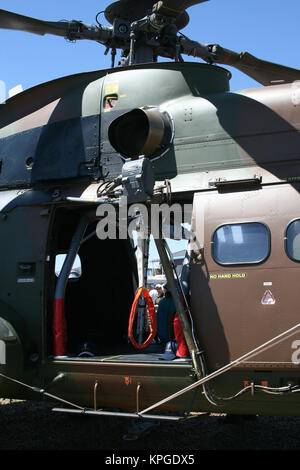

{"left": 285, "top": 220, "right": 300, "bottom": 261}
{"left": 55, "top": 254, "right": 82, "bottom": 280}
{"left": 212, "top": 222, "right": 270, "bottom": 265}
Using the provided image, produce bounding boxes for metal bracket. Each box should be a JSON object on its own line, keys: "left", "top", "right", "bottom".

{"left": 209, "top": 175, "right": 262, "bottom": 190}
{"left": 52, "top": 407, "right": 191, "bottom": 422}
{"left": 136, "top": 383, "right": 141, "bottom": 413}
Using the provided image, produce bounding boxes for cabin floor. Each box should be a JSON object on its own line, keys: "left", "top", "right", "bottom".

{"left": 53, "top": 342, "right": 192, "bottom": 364}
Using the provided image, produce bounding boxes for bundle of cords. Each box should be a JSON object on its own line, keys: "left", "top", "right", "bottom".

{"left": 128, "top": 287, "right": 157, "bottom": 349}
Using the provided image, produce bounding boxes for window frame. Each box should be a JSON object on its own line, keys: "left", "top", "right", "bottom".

{"left": 55, "top": 252, "right": 82, "bottom": 281}
{"left": 285, "top": 218, "right": 300, "bottom": 263}
{"left": 211, "top": 221, "right": 271, "bottom": 266}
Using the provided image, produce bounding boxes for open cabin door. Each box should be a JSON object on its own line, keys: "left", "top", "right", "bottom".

{"left": 48, "top": 207, "right": 136, "bottom": 358}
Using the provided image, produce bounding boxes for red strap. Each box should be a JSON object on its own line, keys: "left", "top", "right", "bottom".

{"left": 52, "top": 298, "right": 67, "bottom": 356}
{"left": 128, "top": 287, "right": 157, "bottom": 349}
{"left": 173, "top": 313, "right": 190, "bottom": 358}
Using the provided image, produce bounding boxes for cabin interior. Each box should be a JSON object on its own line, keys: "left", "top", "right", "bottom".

{"left": 46, "top": 207, "right": 179, "bottom": 363}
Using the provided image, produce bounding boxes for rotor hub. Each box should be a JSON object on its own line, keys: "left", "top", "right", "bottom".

{"left": 104, "top": 0, "right": 189, "bottom": 30}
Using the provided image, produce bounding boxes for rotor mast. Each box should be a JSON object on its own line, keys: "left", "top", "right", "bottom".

{"left": 103, "top": 0, "right": 190, "bottom": 65}
{"left": 1, "top": 1, "right": 300, "bottom": 84}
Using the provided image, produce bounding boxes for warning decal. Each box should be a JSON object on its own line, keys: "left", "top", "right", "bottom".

{"left": 209, "top": 272, "right": 247, "bottom": 280}
{"left": 261, "top": 290, "right": 275, "bottom": 305}
{"left": 105, "top": 81, "right": 119, "bottom": 95}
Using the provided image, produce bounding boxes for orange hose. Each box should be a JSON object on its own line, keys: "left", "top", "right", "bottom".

{"left": 128, "top": 287, "right": 157, "bottom": 349}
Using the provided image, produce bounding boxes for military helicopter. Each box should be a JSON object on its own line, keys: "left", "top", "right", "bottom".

{"left": 0, "top": 0, "right": 300, "bottom": 427}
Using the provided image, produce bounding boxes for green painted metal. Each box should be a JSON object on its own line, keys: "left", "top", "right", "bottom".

{"left": 0, "top": 58, "right": 299, "bottom": 420}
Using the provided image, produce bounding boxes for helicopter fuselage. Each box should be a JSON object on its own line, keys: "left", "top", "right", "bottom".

{"left": 0, "top": 61, "right": 300, "bottom": 418}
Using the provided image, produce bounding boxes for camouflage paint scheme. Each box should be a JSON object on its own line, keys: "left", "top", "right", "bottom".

{"left": 0, "top": 61, "right": 300, "bottom": 417}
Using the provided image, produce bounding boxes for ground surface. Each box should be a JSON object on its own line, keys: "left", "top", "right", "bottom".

{"left": 0, "top": 398, "right": 299, "bottom": 453}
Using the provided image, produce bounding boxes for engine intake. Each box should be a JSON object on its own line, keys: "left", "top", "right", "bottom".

{"left": 108, "top": 107, "right": 173, "bottom": 160}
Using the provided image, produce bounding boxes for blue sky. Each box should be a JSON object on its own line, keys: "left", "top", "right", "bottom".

{"left": 1, "top": 0, "right": 299, "bottom": 93}
{"left": 0, "top": 0, "right": 299, "bottom": 259}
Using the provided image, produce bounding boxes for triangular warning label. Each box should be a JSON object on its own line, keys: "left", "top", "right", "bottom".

{"left": 261, "top": 289, "right": 275, "bottom": 305}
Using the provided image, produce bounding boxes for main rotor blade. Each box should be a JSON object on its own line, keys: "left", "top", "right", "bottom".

{"left": 0, "top": 9, "right": 69, "bottom": 36}
{"left": 163, "top": 0, "right": 209, "bottom": 8}
{"left": 225, "top": 51, "right": 300, "bottom": 86}
{"left": 181, "top": 38, "right": 300, "bottom": 86}
{"left": 154, "top": 0, "right": 209, "bottom": 17}
{"left": 0, "top": 9, "right": 113, "bottom": 45}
